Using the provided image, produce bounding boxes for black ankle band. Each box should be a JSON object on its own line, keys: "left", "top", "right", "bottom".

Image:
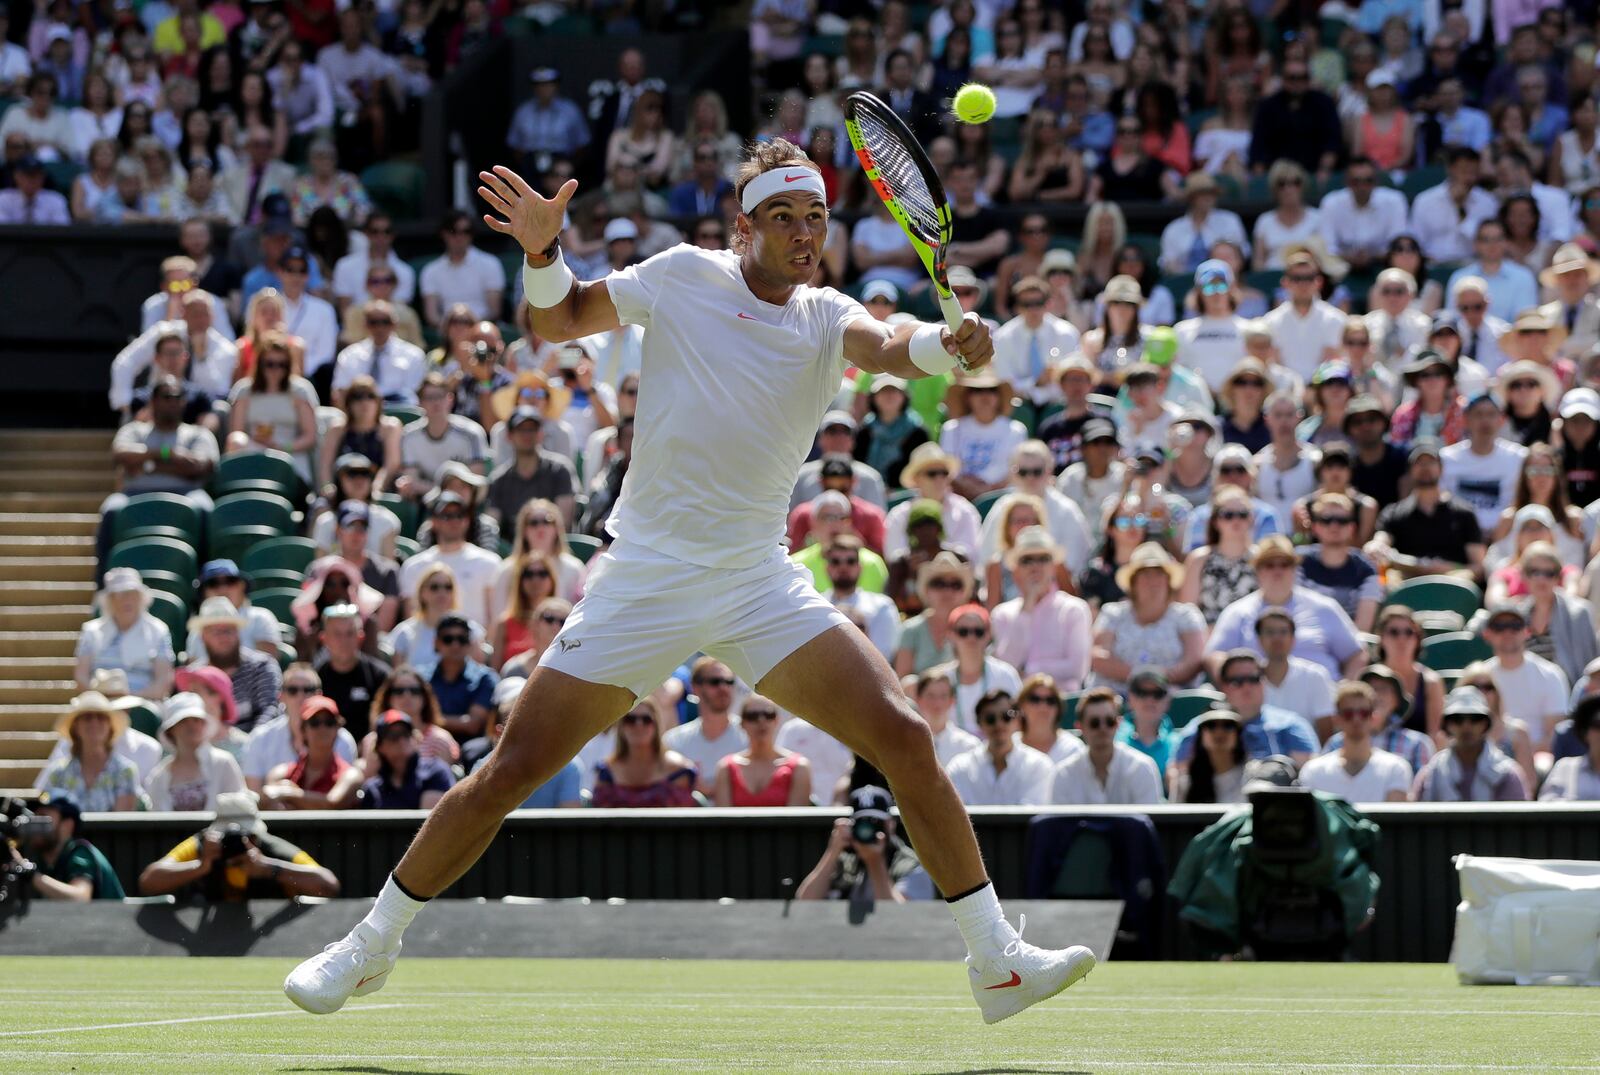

{"left": 944, "top": 880, "right": 992, "bottom": 904}
{"left": 392, "top": 874, "right": 430, "bottom": 903}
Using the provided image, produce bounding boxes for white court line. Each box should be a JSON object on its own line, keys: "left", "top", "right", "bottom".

{"left": 0, "top": 1002, "right": 411, "bottom": 1038}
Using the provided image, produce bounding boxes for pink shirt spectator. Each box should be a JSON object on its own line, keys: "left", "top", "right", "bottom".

{"left": 991, "top": 588, "right": 1093, "bottom": 689}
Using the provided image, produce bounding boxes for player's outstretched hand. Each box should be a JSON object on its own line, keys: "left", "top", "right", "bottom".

{"left": 942, "top": 311, "right": 993, "bottom": 373}
{"left": 478, "top": 165, "right": 576, "bottom": 259}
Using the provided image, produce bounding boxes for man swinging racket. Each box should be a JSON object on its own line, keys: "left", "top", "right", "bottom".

{"left": 285, "top": 138, "right": 1095, "bottom": 1025}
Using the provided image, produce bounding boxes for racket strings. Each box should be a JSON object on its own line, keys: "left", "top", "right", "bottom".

{"left": 856, "top": 109, "right": 943, "bottom": 241}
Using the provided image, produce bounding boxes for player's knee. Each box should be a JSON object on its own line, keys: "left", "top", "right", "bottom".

{"left": 870, "top": 699, "right": 938, "bottom": 776}
{"left": 472, "top": 744, "right": 544, "bottom": 808}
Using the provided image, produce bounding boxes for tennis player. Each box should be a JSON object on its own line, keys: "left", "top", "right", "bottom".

{"left": 285, "top": 138, "right": 1094, "bottom": 1024}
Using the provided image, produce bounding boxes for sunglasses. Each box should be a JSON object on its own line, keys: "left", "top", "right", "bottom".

{"left": 1016, "top": 299, "right": 1045, "bottom": 310}
{"left": 303, "top": 716, "right": 339, "bottom": 730}
{"left": 1113, "top": 515, "right": 1147, "bottom": 531}
{"left": 1016, "top": 554, "right": 1053, "bottom": 567}
{"left": 1379, "top": 287, "right": 1407, "bottom": 297}
{"left": 539, "top": 612, "right": 567, "bottom": 625}
{"left": 621, "top": 712, "right": 655, "bottom": 726}
{"left": 1382, "top": 625, "right": 1417, "bottom": 638}
{"left": 1486, "top": 621, "right": 1524, "bottom": 633}
{"left": 378, "top": 727, "right": 413, "bottom": 741}
{"left": 920, "top": 468, "right": 950, "bottom": 479}
{"left": 1443, "top": 713, "right": 1490, "bottom": 726}
{"left": 1314, "top": 515, "right": 1353, "bottom": 526}
{"left": 522, "top": 568, "right": 552, "bottom": 580}
{"left": 1217, "top": 509, "right": 1251, "bottom": 521}
{"left": 204, "top": 577, "right": 241, "bottom": 588}
{"left": 1225, "top": 674, "right": 1262, "bottom": 686}
{"left": 1286, "top": 273, "right": 1318, "bottom": 284}
{"left": 435, "top": 512, "right": 468, "bottom": 522}
{"left": 1338, "top": 707, "right": 1373, "bottom": 719}
{"left": 1524, "top": 568, "right": 1559, "bottom": 580}
{"left": 1508, "top": 381, "right": 1539, "bottom": 392}
{"left": 347, "top": 393, "right": 377, "bottom": 403}
{"left": 425, "top": 582, "right": 454, "bottom": 592}
{"left": 697, "top": 676, "right": 736, "bottom": 688}
{"left": 827, "top": 557, "right": 860, "bottom": 568}
{"left": 954, "top": 626, "right": 988, "bottom": 638}
{"left": 928, "top": 578, "right": 964, "bottom": 591}
{"left": 262, "top": 360, "right": 289, "bottom": 370}
{"left": 1131, "top": 687, "right": 1168, "bottom": 700}
{"left": 1016, "top": 467, "right": 1046, "bottom": 478}
{"left": 1080, "top": 716, "right": 1118, "bottom": 730}
{"left": 977, "top": 710, "right": 1018, "bottom": 726}
{"left": 1231, "top": 379, "right": 1266, "bottom": 389}
{"left": 1258, "top": 560, "right": 1295, "bottom": 572}
{"left": 365, "top": 318, "right": 394, "bottom": 328}
{"left": 1458, "top": 302, "right": 1486, "bottom": 313}
{"left": 389, "top": 684, "right": 424, "bottom": 697}
{"left": 742, "top": 709, "right": 779, "bottom": 722}
{"left": 1023, "top": 693, "right": 1058, "bottom": 705}
{"left": 368, "top": 275, "right": 396, "bottom": 284}
{"left": 438, "top": 633, "right": 471, "bottom": 646}
{"left": 282, "top": 683, "right": 317, "bottom": 696}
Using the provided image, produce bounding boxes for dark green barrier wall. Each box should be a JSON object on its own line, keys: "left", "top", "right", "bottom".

{"left": 78, "top": 804, "right": 1600, "bottom": 961}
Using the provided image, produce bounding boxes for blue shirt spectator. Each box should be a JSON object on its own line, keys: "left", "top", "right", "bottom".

{"left": 1356, "top": 0, "right": 1421, "bottom": 35}
{"left": 362, "top": 753, "right": 455, "bottom": 809}
{"left": 1437, "top": 106, "right": 1492, "bottom": 153}
{"left": 1117, "top": 717, "right": 1175, "bottom": 788}
{"left": 1446, "top": 260, "right": 1539, "bottom": 325}
{"left": 1173, "top": 703, "right": 1318, "bottom": 763}
{"left": 1208, "top": 586, "right": 1364, "bottom": 679}
{"left": 506, "top": 70, "right": 591, "bottom": 157}
{"left": 416, "top": 656, "right": 498, "bottom": 734}
{"left": 471, "top": 753, "right": 584, "bottom": 808}
{"left": 1183, "top": 498, "right": 1282, "bottom": 552}
{"left": 241, "top": 254, "right": 326, "bottom": 307}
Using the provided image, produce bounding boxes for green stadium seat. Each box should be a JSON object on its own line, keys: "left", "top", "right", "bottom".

{"left": 214, "top": 450, "right": 300, "bottom": 501}
{"left": 107, "top": 537, "right": 199, "bottom": 582}
{"left": 566, "top": 533, "right": 603, "bottom": 564}
{"left": 247, "top": 568, "right": 308, "bottom": 591}
{"left": 44, "top": 159, "right": 82, "bottom": 193}
{"left": 1420, "top": 632, "right": 1492, "bottom": 672}
{"left": 1011, "top": 400, "right": 1039, "bottom": 436}
{"left": 384, "top": 404, "right": 424, "bottom": 426}
{"left": 1401, "top": 164, "right": 1446, "bottom": 199}
{"left": 124, "top": 701, "right": 162, "bottom": 740}
{"left": 276, "top": 640, "right": 298, "bottom": 670}
{"left": 111, "top": 492, "right": 204, "bottom": 547}
{"left": 1059, "top": 690, "right": 1086, "bottom": 730}
{"left": 208, "top": 525, "right": 283, "bottom": 565}
{"left": 886, "top": 488, "right": 917, "bottom": 511}
{"left": 1382, "top": 577, "right": 1482, "bottom": 621}
{"left": 208, "top": 492, "right": 296, "bottom": 542}
{"left": 1169, "top": 689, "right": 1226, "bottom": 729}
{"left": 136, "top": 568, "right": 196, "bottom": 610}
{"left": 1245, "top": 269, "right": 1283, "bottom": 296}
{"left": 241, "top": 536, "right": 320, "bottom": 577}
{"left": 973, "top": 490, "right": 1007, "bottom": 520}
{"left": 393, "top": 535, "right": 420, "bottom": 562}
{"left": 360, "top": 161, "right": 426, "bottom": 220}
{"left": 1159, "top": 273, "right": 1192, "bottom": 304}
{"left": 250, "top": 586, "right": 303, "bottom": 628}
{"left": 146, "top": 590, "right": 189, "bottom": 653}
{"left": 375, "top": 491, "right": 420, "bottom": 540}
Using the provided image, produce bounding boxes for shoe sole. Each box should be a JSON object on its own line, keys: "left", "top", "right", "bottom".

{"left": 980, "top": 951, "right": 1097, "bottom": 1025}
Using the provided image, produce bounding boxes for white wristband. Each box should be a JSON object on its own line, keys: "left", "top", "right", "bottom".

{"left": 522, "top": 249, "right": 575, "bottom": 309}
{"left": 908, "top": 322, "right": 956, "bottom": 376}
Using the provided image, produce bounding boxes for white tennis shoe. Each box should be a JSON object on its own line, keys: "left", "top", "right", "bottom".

{"left": 967, "top": 914, "right": 1096, "bottom": 1025}
{"left": 284, "top": 922, "right": 400, "bottom": 1014}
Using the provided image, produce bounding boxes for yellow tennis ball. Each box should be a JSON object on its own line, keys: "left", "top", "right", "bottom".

{"left": 952, "top": 83, "right": 996, "bottom": 125}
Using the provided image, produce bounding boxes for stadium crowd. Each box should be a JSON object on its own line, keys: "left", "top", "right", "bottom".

{"left": 13, "top": 0, "right": 1600, "bottom": 890}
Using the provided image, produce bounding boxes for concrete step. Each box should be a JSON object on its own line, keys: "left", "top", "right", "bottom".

{"left": 3, "top": 582, "right": 96, "bottom": 606}
{"left": 0, "top": 659, "right": 77, "bottom": 681}
{"left": 0, "top": 450, "right": 115, "bottom": 471}
{"left": 0, "top": 557, "right": 96, "bottom": 583}
{"left": 0, "top": 732, "right": 59, "bottom": 760}
{"left": 0, "top": 607, "right": 92, "bottom": 631}
{"left": 0, "top": 430, "right": 112, "bottom": 452}
{"left": 2, "top": 493, "right": 108, "bottom": 514}
{"left": 0, "top": 680, "right": 77, "bottom": 705}
{"left": 0, "top": 708, "right": 60, "bottom": 733}
{"left": 0, "top": 760, "right": 43, "bottom": 789}
{"left": 0, "top": 513, "right": 100, "bottom": 537}
{"left": 0, "top": 537, "right": 95, "bottom": 558}
{"left": 0, "top": 471, "right": 115, "bottom": 494}
{"left": 0, "top": 633, "right": 80, "bottom": 658}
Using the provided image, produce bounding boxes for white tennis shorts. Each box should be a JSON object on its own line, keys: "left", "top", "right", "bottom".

{"left": 537, "top": 538, "right": 850, "bottom": 700}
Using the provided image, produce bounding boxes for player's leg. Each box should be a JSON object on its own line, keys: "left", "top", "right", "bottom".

{"left": 285, "top": 666, "right": 631, "bottom": 1014}
{"left": 754, "top": 624, "right": 1094, "bottom": 1024}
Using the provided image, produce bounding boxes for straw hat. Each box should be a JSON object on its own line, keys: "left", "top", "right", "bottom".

{"left": 1280, "top": 236, "right": 1348, "bottom": 283}
{"left": 54, "top": 691, "right": 133, "bottom": 741}
{"left": 1101, "top": 274, "right": 1143, "bottom": 306}
{"left": 1115, "top": 541, "right": 1185, "bottom": 592}
{"left": 900, "top": 442, "right": 962, "bottom": 488}
{"left": 1540, "top": 242, "right": 1600, "bottom": 288}
{"left": 187, "top": 596, "right": 246, "bottom": 633}
{"left": 1004, "top": 525, "right": 1064, "bottom": 571}
{"left": 1495, "top": 359, "right": 1560, "bottom": 409}
{"left": 1496, "top": 308, "right": 1567, "bottom": 351}
{"left": 490, "top": 369, "right": 571, "bottom": 425}
{"left": 1219, "top": 356, "right": 1272, "bottom": 412}
{"left": 915, "top": 550, "right": 975, "bottom": 606}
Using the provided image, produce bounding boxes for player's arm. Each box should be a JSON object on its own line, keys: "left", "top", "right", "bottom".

{"left": 844, "top": 313, "right": 993, "bottom": 380}
{"left": 477, "top": 165, "right": 622, "bottom": 343}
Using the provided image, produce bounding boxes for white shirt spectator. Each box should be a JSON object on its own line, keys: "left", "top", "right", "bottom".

{"left": 1252, "top": 207, "right": 1322, "bottom": 270}
{"left": 266, "top": 65, "right": 335, "bottom": 135}
{"left": 332, "top": 248, "right": 416, "bottom": 306}
{"left": 109, "top": 320, "right": 238, "bottom": 411}
{"left": 1440, "top": 438, "right": 1528, "bottom": 532}
{"left": 1159, "top": 210, "right": 1250, "bottom": 274}
{"left": 387, "top": 616, "right": 486, "bottom": 669}
{"left": 1364, "top": 307, "right": 1433, "bottom": 367}
{"left": 850, "top": 213, "right": 924, "bottom": 291}
{"left": 1261, "top": 298, "right": 1347, "bottom": 381}
{"left": 1050, "top": 743, "right": 1163, "bottom": 804}
{"left": 139, "top": 291, "right": 235, "bottom": 342}
{"left": 1489, "top": 653, "right": 1570, "bottom": 740}
{"left": 239, "top": 713, "right": 359, "bottom": 784}
{"left": 991, "top": 313, "right": 1082, "bottom": 404}
{"left": 401, "top": 415, "right": 489, "bottom": 485}
{"left": 74, "top": 613, "right": 174, "bottom": 698}
{"left": 662, "top": 717, "right": 749, "bottom": 781}
{"left": 42, "top": 726, "right": 163, "bottom": 785}
{"left": 945, "top": 743, "right": 1055, "bottom": 805}
{"left": 1298, "top": 748, "right": 1413, "bottom": 802}
{"left": 1021, "top": 729, "right": 1086, "bottom": 764}
{"left": 977, "top": 489, "right": 1092, "bottom": 573}
{"left": 0, "top": 41, "right": 30, "bottom": 93}
{"left": 1262, "top": 656, "right": 1337, "bottom": 725}
{"left": 1253, "top": 446, "right": 1320, "bottom": 526}
{"left": 937, "top": 655, "right": 1022, "bottom": 733}
{"left": 932, "top": 722, "right": 982, "bottom": 766}
{"left": 825, "top": 587, "right": 901, "bottom": 660}
{"left": 333, "top": 336, "right": 429, "bottom": 403}
{"left": 1174, "top": 314, "right": 1251, "bottom": 392}
{"left": 1408, "top": 182, "right": 1499, "bottom": 262}
{"left": 882, "top": 492, "right": 981, "bottom": 559}
{"left": 940, "top": 415, "right": 1029, "bottom": 487}
{"left": 1527, "top": 181, "right": 1576, "bottom": 243}
{"left": 311, "top": 502, "right": 401, "bottom": 556}
{"left": 419, "top": 247, "right": 507, "bottom": 322}
{"left": 397, "top": 543, "right": 501, "bottom": 627}
{"left": 316, "top": 40, "right": 395, "bottom": 114}
{"left": 1318, "top": 186, "right": 1409, "bottom": 261}
{"left": 1058, "top": 460, "right": 1127, "bottom": 524}
{"left": 774, "top": 716, "right": 851, "bottom": 805}
{"left": 280, "top": 291, "right": 340, "bottom": 376}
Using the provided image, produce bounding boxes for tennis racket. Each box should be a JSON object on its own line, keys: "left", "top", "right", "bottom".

{"left": 843, "top": 90, "right": 972, "bottom": 371}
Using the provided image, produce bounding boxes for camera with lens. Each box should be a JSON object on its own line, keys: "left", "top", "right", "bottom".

{"left": 471, "top": 341, "right": 495, "bottom": 366}
{"left": 2, "top": 797, "right": 53, "bottom": 844}
{"left": 216, "top": 823, "right": 253, "bottom": 864}
{"left": 851, "top": 813, "right": 886, "bottom": 845}
{"left": 1, "top": 798, "right": 50, "bottom": 912}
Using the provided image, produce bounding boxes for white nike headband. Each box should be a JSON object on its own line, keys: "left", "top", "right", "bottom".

{"left": 740, "top": 167, "right": 828, "bottom": 215}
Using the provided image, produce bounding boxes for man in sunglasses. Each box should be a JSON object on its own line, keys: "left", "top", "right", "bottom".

{"left": 977, "top": 440, "right": 1092, "bottom": 574}
{"left": 416, "top": 611, "right": 496, "bottom": 746}
{"left": 1412, "top": 687, "right": 1528, "bottom": 801}
{"left": 1049, "top": 687, "right": 1161, "bottom": 805}
{"left": 242, "top": 664, "right": 359, "bottom": 793}
{"left": 332, "top": 211, "right": 415, "bottom": 313}
{"left": 332, "top": 299, "right": 428, "bottom": 408}
{"left": 1057, "top": 418, "right": 1126, "bottom": 524}
{"left": 944, "top": 689, "right": 1053, "bottom": 807}
{"left": 1317, "top": 156, "right": 1407, "bottom": 272}
{"left": 662, "top": 657, "right": 748, "bottom": 794}
{"left": 819, "top": 534, "right": 899, "bottom": 661}
{"left": 1479, "top": 602, "right": 1570, "bottom": 750}
{"left": 1262, "top": 251, "right": 1346, "bottom": 382}
{"left": 991, "top": 276, "right": 1081, "bottom": 406}
{"left": 1118, "top": 667, "right": 1176, "bottom": 782}
{"left": 1173, "top": 651, "right": 1318, "bottom": 775}
{"left": 1298, "top": 681, "right": 1413, "bottom": 802}
{"left": 1256, "top": 607, "right": 1337, "bottom": 732}
{"left": 1365, "top": 439, "right": 1485, "bottom": 580}
{"left": 1440, "top": 391, "right": 1527, "bottom": 532}
{"left": 420, "top": 208, "right": 505, "bottom": 329}
{"left": 312, "top": 605, "right": 392, "bottom": 741}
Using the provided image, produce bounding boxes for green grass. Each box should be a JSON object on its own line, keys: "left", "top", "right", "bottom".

{"left": 2, "top": 958, "right": 1598, "bottom": 1073}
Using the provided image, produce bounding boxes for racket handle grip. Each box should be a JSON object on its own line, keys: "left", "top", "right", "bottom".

{"left": 936, "top": 292, "right": 974, "bottom": 373}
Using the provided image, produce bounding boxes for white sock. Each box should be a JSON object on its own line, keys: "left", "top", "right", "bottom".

{"left": 359, "top": 875, "right": 427, "bottom": 948}
{"left": 947, "top": 882, "right": 1009, "bottom": 963}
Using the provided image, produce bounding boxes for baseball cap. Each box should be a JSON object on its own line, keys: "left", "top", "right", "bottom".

{"left": 375, "top": 708, "right": 415, "bottom": 731}
{"left": 1132, "top": 441, "right": 1166, "bottom": 464}
{"left": 281, "top": 245, "right": 310, "bottom": 269}
{"left": 429, "top": 490, "right": 467, "bottom": 514}
{"left": 1561, "top": 387, "right": 1600, "bottom": 420}
{"left": 850, "top": 784, "right": 893, "bottom": 819}
{"left": 1312, "top": 361, "right": 1352, "bottom": 386}
{"left": 1128, "top": 666, "right": 1168, "bottom": 693}
{"left": 335, "top": 452, "right": 376, "bottom": 475}
{"left": 199, "top": 559, "right": 241, "bottom": 583}
{"left": 1195, "top": 258, "right": 1233, "bottom": 288}
{"left": 603, "top": 218, "right": 639, "bottom": 242}
{"left": 819, "top": 453, "right": 854, "bottom": 479}
{"left": 821, "top": 410, "right": 856, "bottom": 432}
{"left": 1463, "top": 390, "right": 1503, "bottom": 412}
{"left": 300, "top": 694, "right": 341, "bottom": 721}
{"left": 336, "top": 500, "right": 370, "bottom": 527}
{"left": 1081, "top": 418, "right": 1118, "bottom": 444}
{"left": 36, "top": 790, "right": 82, "bottom": 824}
{"left": 861, "top": 280, "right": 900, "bottom": 304}
{"left": 1442, "top": 686, "right": 1493, "bottom": 720}
{"left": 1408, "top": 437, "right": 1443, "bottom": 463}
{"left": 261, "top": 215, "right": 293, "bottom": 237}
{"left": 1429, "top": 312, "right": 1462, "bottom": 337}
{"left": 508, "top": 405, "right": 543, "bottom": 429}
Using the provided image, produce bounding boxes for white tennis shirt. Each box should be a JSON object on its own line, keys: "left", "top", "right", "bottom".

{"left": 605, "top": 244, "right": 871, "bottom": 568}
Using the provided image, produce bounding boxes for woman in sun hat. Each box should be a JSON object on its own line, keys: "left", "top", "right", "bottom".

{"left": 35, "top": 691, "right": 144, "bottom": 812}
{"left": 893, "top": 551, "right": 977, "bottom": 676}
{"left": 144, "top": 692, "right": 247, "bottom": 811}
{"left": 75, "top": 567, "right": 175, "bottom": 701}
{"left": 1089, "top": 542, "right": 1205, "bottom": 693}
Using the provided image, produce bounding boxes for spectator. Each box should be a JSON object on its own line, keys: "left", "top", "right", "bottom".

{"left": 1354, "top": 70, "right": 1414, "bottom": 172}
{"left": 946, "top": 688, "right": 1053, "bottom": 806}
{"left": 1159, "top": 173, "right": 1249, "bottom": 275}
{"left": 1050, "top": 686, "right": 1162, "bottom": 804}
{"left": 258, "top": 694, "right": 364, "bottom": 810}
{"left": 362, "top": 709, "right": 456, "bottom": 809}
{"left": 668, "top": 139, "right": 733, "bottom": 219}
{"left": 885, "top": 443, "right": 980, "bottom": 559}
{"left": 241, "top": 665, "right": 359, "bottom": 792}
{"left": 34, "top": 692, "right": 143, "bottom": 812}
{"left": 1446, "top": 219, "right": 1539, "bottom": 325}
{"left": 1262, "top": 253, "right": 1345, "bottom": 382}
{"left": 1497, "top": 363, "right": 1560, "bottom": 450}
{"left": 224, "top": 332, "right": 318, "bottom": 484}
{"left": 662, "top": 658, "right": 749, "bottom": 793}
{"left": 1014, "top": 673, "right": 1084, "bottom": 764}
{"left": 96, "top": 373, "right": 218, "bottom": 571}
{"left": 185, "top": 597, "right": 281, "bottom": 732}
{"left": 990, "top": 277, "right": 1081, "bottom": 406}
{"left": 1118, "top": 363, "right": 1182, "bottom": 451}
{"left": 506, "top": 67, "right": 590, "bottom": 173}
{"left": 943, "top": 158, "right": 1010, "bottom": 277}
{"left": 332, "top": 300, "right": 428, "bottom": 407}
{"left": 181, "top": 561, "right": 278, "bottom": 661}
{"left": 893, "top": 552, "right": 974, "bottom": 677}
{"left": 489, "top": 550, "right": 560, "bottom": 667}
{"left": 1174, "top": 260, "right": 1251, "bottom": 393}
{"left": 1090, "top": 114, "right": 1176, "bottom": 202}
{"left": 1057, "top": 419, "right": 1126, "bottom": 527}
{"left": 1181, "top": 444, "right": 1283, "bottom": 551}
{"left": 820, "top": 534, "right": 899, "bottom": 662}
{"left": 75, "top": 568, "right": 174, "bottom": 701}
{"left": 43, "top": 669, "right": 161, "bottom": 784}
{"left": 1179, "top": 485, "right": 1258, "bottom": 626}
{"left": 397, "top": 492, "right": 500, "bottom": 628}
{"left": 1391, "top": 352, "right": 1467, "bottom": 450}
{"left": 1298, "top": 681, "right": 1413, "bottom": 802}
{"left": 171, "top": 663, "right": 248, "bottom": 756}
{"left": 311, "top": 603, "right": 391, "bottom": 740}
{"left": 1255, "top": 603, "right": 1338, "bottom": 732}
{"left": 978, "top": 441, "right": 1093, "bottom": 575}
{"left": 994, "top": 215, "right": 1064, "bottom": 320}
{"left": 0, "top": 154, "right": 68, "bottom": 223}
{"left": 1412, "top": 687, "right": 1528, "bottom": 801}
{"left": 0, "top": 11, "right": 28, "bottom": 97}
{"left": 910, "top": 670, "right": 982, "bottom": 768}
{"left": 1119, "top": 666, "right": 1177, "bottom": 782}
{"left": 792, "top": 491, "right": 889, "bottom": 595}
{"left": 363, "top": 667, "right": 460, "bottom": 776}
{"left": 593, "top": 699, "right": 698, "bottom": 808}
{"left": 1195, "top": 74, "right": 1257, "bottom": 179}
{"left": 332, "top": 213, "right": 415, "bottom": 313}
{"left": 6, "top": 793, "right": 123, "bottom": 900}
{"left": 1297, "top": 492, "right": 1383, "bottom": 630}
{"left": 787, "top": 456, "right": 888, "bottom": 554}
{"left": 1319, "top": 158, "right": 1409, "bottom": 274}
{"left": 261, "top": 244, "right": 338, "bottom": 393}
{"left": 1337, "top": 663, "right": 1438, "bottom": 772}
{"left": 291, "top": 557, "right": 387, "bottom": 658}
{"left": 990, "top": 527, "right": 1092, "bottom": 689}
{"left": 95, "top": 158, "right": 149, "bottom": 223}
{"left": 144, "top": 691, "right": 248, "bottom": 810}
{"left": 1171, "top": 709, "right": 1247, "bottom": 803}
{"left": 0, "top": 74, "right": 74, "bottom": 160}
{"left": 110, "top": 319, "right": 221, "bottom": 430}
{"left": 1089, "top": 542, "right": 1205, "bottom": 694}
{"left": 1557, "top": 389, "right": 1600, "bottom": 510}
{"left": 850, "top": 197, "right": 924, "bottom": 294}
{"left": 324, "top": 503, "right": 400, "bottom": 633}
{"left": 139, "top": 789, "right": 339, "bottom": 902}
{"left": 1249, "top": 59, "right": 1342, "bottom": 180}
{"left": 1409, "top": 147, "right": 1497, "bottom": 262}
{"left": 467, "top": 677, "right": 584, "bottom": 807}
{"left": 1036, "top": 357, "right": 1103, "bottom": 474}
{"left": 420, "top": 209, "right": 505, "bottom": 327}
{"left": 1440, "top": 393, "right": 1527, "bottom": 533}
{"left": 1251, "top": 161, "right": 1319, "bottom": 271}
{"left": 1480, "top": 601, "right": 1570, "bottom": 750}
{"left": 1448, "top": 277, "right": 1510, "bottom": 373}
{"left": 312, "top": 458, "right": 400, "bottom": 559}
{"left": 604, "top": 86, "right": 673, "bottom": 188}
{"left": 711, "top": 695, "right": 812, "bottom": 807}
{"left": 795, "top": 785, "right": 930, "bottom": 902}
{"left": 1454, "top": 662, "right": 1539, "bottom": 793}
{"left": 854, "top": 376, "right": 928, "bottom": 495}
{"left": 934, "top": 604, "right": 1022, "bottom": 732}
{"left": 487, "top": 500, "right": 585, "bottom": 627}
{"left": 1364, "top": 269, "right": 1432, "bottom": 371}
{"left": 1208, "top": 536, "right": 1365, "bottom": 680}
{"left": 1340, "top": 398, "right": 1407, "bottom": 513}
{"left": 1539, "top": 698, "right": 1600, "bottom": 801}
{"left": 941, "top": 374, "right": 1028, "bottom": 500}
{"left": 267, "top": 38, "right": 334, "bottom": 139}
{"left": 221, "top": 125, "right": 296, "bottom": 224}
{"left": 789, "top": 411, "right": 886, "bottom": 510}
{"left": 396, "top": 374, "right": 490, "bottom": 503}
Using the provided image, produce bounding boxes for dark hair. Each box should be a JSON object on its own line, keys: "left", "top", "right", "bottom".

{"left": 1113, "top": 242, "right": 1157, "bottom": 293}
{"left": 306, "top": 205, "right": 349, "bottom": 267}
{"left": 250, "top": 330, "right": 294, "bottom": 392}
{"left": 1346, "top": 155, "right": 1378, "bottom": 174}
{"left": 1184, "top": 721, "right": 1245, "bottom": 802}
{"left": 1383, "top": 234, "right": 1429, "bottom": 282}
{"left": 1444, "top": 145, "right": 1479, "bottom": 166}
{"left": 439, "top": 208, "right": 472, "bottom": 233}
{"left": 1497, "top": 193, "right": 1540, "bottom": 242}
{"left": 1218, "top": 651, "right": 1262, "bottom": 680}
{"left": 1136, "top": 82, "right": 1180, "bottom": 136}
{"left": 975, "top": 688, "right": 1015, "bottom": 720}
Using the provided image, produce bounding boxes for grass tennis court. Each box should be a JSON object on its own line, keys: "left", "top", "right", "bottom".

{"left": 3, "top": 958, "right": 1599, "bottom": 1073}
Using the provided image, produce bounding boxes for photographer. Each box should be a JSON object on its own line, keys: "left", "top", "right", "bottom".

{"left": 4, "top": 794, "right": 124, "bottom": 902}
{"left": 137, "top": 791, "right": 339, "bottom": 903}
{"left": 795, "top": 786, "right": 931, "bottom": 903}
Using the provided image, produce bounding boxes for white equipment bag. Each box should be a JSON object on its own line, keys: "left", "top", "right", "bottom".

{"left": 1452, "top": 855, "right": 1600, "bottom": 986}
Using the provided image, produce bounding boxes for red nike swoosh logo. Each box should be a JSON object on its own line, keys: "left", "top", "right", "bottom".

{"left": 784, "top": 173, "right": 807, "bottom": 183}
{"left": 355, "top": 972, "right": 384, "bottom": 988}
{"left": 984, "top": 971, "right": 1022, "bottom": 990}
{"left": 738, "top": 312, "right": 759, "bottom": 320}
